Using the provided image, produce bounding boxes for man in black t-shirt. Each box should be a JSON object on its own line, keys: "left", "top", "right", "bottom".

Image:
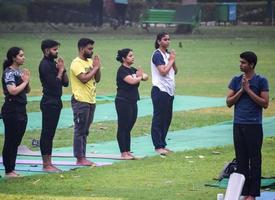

{"left": 39, "top": 39, "right": 69, "bottom": 172}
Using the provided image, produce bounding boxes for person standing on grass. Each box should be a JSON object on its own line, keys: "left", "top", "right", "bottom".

{"left": 115, "top": 48, "right": 148, "bottom": 159}
{"left": 150, "top": 32, "right": 177, "bottom": 155}
{"left": 1, "top": 47, "right": 30, "bottom": 177}
{"left": 70, "top": 38, "right": 101, "bottom": 166}
{"left": 39, "top": 39, "right": 69, "bottom": 172}
{"left": 226, "top": 51, "right": 269, "bottom": 200}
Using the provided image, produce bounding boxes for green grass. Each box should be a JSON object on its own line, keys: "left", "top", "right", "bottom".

{"left": 0, "top": 105, "right": 235, "bottom": 151}
{"left": 0, "top": 26, "right": 275, "bottom": 200}
{"left": 0, "top": 138, "right": 275, "bottom": 200}
{"left": 0, "top": 26, "right": 275, "bottom": 98}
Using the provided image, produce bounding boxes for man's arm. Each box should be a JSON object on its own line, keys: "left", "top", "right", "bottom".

{"left": 226, "top": 88, "right": 243, "bottom": 108}
{"left": 243, "top": 76, "right": 269, "bottom": 108}
{"left": 77, "top": 55, "right": 101, "bottom": 84}
{"left": 94, "top": 55, "right": 101, "bottom": 83}
{"left": 62, "top": 71, "right": 69, "bottom": 87}
{"left": 40, "top": 60, "right": 62, "bottom": 89}
{"left": 246, "top": 90, "right": 269, "bottom": 109}
{"left": 95, "top": 69, "right": 101, "bottom": 83}
{"left": 56, "top": 58, "right": 69, "bottom": 87}
{"left": 77, "top": 66, "right": 99, "bottom": 84}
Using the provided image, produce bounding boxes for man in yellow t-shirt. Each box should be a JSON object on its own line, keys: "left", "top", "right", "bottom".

{"left": 70, "top": 38, "right": 101, "bottom": 166}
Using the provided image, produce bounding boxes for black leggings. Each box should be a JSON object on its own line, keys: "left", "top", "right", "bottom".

{"left": 115, "top": 99, "right": 137, "bottom": 153}
{"left": 40, "top": 96, "right": 62, "bottom": 155}
{"left": 1, "top": 102, "right": 27, "bottom": 173}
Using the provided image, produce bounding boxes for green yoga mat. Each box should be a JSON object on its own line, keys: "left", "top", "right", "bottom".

{"left": 0, "top": 95, "right": 226, "bottom": 134}
{"left": 205, "top": 178, "right": 275, "bottom": 189}
{"left": 27, "top": 94, "right": 117, "bottom": 102}
{"left": 1, "top": 117, "right": 275, "bottom": 177}
{"left": 51, "top": 117, "right": 275, "bottom": 158}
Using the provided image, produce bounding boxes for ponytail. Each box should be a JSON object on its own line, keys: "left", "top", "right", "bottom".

{"left": 2, "top": 47, "right": 23, "bottom": 72}
{"left": 3, "top": 59, "right": 12, "bottom": 72}
{"left": 2, "top": 47, "right": 23, "bottom": 91}
{"left": 154, "top": 32, "right": 169, "bottom": 49}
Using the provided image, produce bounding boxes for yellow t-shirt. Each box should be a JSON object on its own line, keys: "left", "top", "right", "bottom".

{"left": 70, "top": 57, "right": 96, "bottom": 104}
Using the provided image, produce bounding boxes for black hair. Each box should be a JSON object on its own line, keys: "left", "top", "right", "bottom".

{"left": 2, "top": 47, "right": 23, "bottom": 93}
{"left": 2, "top": 47, "right": 23, "bottom": 72}
{"left": 240, "top": 51, "right": 257, "bottom": 68}
{"left": 78, "top": 38, "right": 95, "bottom": 50}
{"left": 155, "top": 32, "right": 169, "bottom": 49}
{"left": 41, "top": 39, "right": 60, "bottom": 53}
{"left": 116, "top": 48, "right": 132, "bottom": 63}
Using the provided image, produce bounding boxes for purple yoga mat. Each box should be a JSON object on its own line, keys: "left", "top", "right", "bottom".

{"left": 0, "top": 158, "right": 112, "bottom": 167}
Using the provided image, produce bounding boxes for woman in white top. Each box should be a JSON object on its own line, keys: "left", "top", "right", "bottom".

{"left": 150, "top": 32, "right": 177, "bottom": 155}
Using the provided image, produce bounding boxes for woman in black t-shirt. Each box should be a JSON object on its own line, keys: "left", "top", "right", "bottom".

{"left": 1, "top": 47, "right": 30, "bottom": 177}
{"left": 115, "top": 48, "right": 148, "bottom": 159}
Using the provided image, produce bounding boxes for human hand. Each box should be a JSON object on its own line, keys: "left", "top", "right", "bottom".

{"left": 56, "top": 57, "right": 65, "bottom": 72}
{"left": 21, "top": 68, "right": 30, "bottom": 83}
{"left": 136, "top": 67, "right": 144, "bottom": 77}
{"left": 169, "top": 49, "right": 176, "bottom": 61}
{"left": 142, "top": 73, "right": 149, "bottom": 81}
{"left": 242, "top": 74, "right": 250, "bottom": 92}
{"left": 93, "top": 55, "right": 101, "bottom": 70}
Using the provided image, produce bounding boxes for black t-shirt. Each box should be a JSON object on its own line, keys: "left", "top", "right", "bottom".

{"left": 2, "top": 67, "right": 27, "bottom": 104}
{"left": 116, "top": 65, "right": 140, "bottom": 103}
{"left": 39, "top": 56, "right": 68, "bottom": 98}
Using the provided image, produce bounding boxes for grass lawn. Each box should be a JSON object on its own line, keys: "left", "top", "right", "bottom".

{"left": 0, "top": 26, "right": 274, "bottom": 98}
{"left": 0, "top": 26, "right": 275, "bottom": 200}
{"left": 0, "top": 139, "right": 274, "bottom": 200}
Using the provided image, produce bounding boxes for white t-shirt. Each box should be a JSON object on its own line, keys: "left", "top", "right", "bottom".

{"left": 151, "top": 49, "right": 175, "bottom": 96}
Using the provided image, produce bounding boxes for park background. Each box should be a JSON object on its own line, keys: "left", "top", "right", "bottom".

{"left": 0, "top": 0, "right": 275, "bottom": 200}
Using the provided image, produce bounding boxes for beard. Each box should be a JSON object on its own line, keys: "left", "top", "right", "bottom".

{"left": 84, "top": 51, "right": 93, "bottom": 59}
{"left": 49, "top": 52, "right": 58, "bottom": 59}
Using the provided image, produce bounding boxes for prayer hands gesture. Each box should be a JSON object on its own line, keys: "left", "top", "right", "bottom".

{"left": 169, "top": 49, "right": 176, "bottom": 62}
{"left": 136, "top": 67, "right": 143, "bottom": 78}
{"left": 21, "top": 68, "right": 30, "bottom": 83}
{"left": 242, "top": 74, "right": 250, "bottom": 92}
{"left": 93, "top": 55, "right": 101, "bottom": 70}
{"left": 56, "top": 57, "right": 65, "bottom": 72}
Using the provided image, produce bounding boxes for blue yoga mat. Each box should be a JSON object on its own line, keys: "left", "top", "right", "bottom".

{"left": 257, "top": 191, "right": 275, "bottom": 200}
{"left": 0, "top": 95, "right": 226, "bottom": 134}
{"left": 53, "top": 117, "right": 275, "bottom": 158}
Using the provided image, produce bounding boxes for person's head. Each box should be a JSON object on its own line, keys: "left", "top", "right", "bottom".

{"left": 3, "top": 47, "right": 24, "bottom": 71}
{"left": 116, "top": 48, "right": 133, "bottom": 65}
{"left": 41, "top": 39, "right": 60, "bottom": 59}
{"left": 239, "top": 51, "right": 257, "bottom": 72}
{"left": 78, "top": 38, "right": 95, "bottom": 59}
{"left": 155, "top": 32, "right": 170, "bottom": 49}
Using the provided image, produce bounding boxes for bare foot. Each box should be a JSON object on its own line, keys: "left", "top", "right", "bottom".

{"left": 121, "top": 152, "right": 134, "bottom": 160}
{"left": 245, "top": 196, "right": 255, "bottom": 200}
{"left": 242, "top": 196, "right": 249, "bottom": 200}
{"left": 5, "top": 171, "right": 21, "bottom": 178}
{"left": 155, "top": 148, "right": 168, "bottom": 155}
{"left": 164, "top": 148, "right": 173, "bottom": 153}
{"left": 43, "top": 164, "right": 62, "bottom": 172}
{"left": 127, "top": 152, "right": 135, "bottom": 157}
{"left": 76, "top": 157, "right": 96, "bottom": 166}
